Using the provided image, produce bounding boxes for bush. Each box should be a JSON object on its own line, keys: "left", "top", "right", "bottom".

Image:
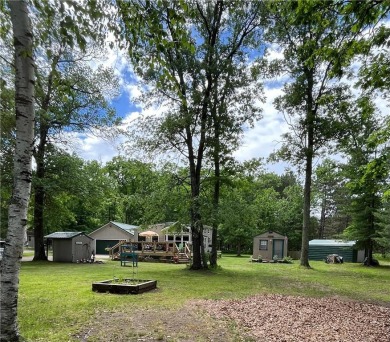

{"left": 281, "top": 256, "right": 293, "bottom": 264}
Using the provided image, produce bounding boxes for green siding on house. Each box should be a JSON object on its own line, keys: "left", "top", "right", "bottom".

{"left": 309, "top": 246, "right": 356, "bottom": 262}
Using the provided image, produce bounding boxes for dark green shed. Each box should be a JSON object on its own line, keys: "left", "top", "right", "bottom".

{"left": 309, "top": 239, "right": 365, "bottom": 263}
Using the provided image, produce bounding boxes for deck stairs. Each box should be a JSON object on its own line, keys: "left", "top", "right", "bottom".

{"left": 175, "top": 252, "right": 191, "bottom": 264}
{"left": 174, "top": 243, "right": 191, "bottom": 263}
{"left": 109, "top": 240, "right": 127, "bottom": 260}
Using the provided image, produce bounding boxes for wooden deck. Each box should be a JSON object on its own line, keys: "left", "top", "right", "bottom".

{"left": 111, "top": 241, "right": 191, "bottom": 263}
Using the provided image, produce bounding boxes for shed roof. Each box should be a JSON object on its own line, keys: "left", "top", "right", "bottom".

{"left": 45, "top": 232, "right": 92, "bottom": 239}
{"left": 254, "top": 231, "right": 287, "bottom": 239}
{"left": 309, "top": 239, "right": 356, "bottom": 247}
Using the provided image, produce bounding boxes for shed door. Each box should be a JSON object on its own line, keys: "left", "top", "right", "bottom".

{"left": 273, "top": 239, "right": 284, "bottom": 259}
{"left": 74, "top": 242, "right": 91, "bottom": 262}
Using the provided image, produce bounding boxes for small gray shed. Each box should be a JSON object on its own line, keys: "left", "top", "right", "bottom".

{"left": 45, "top": 232, "right": 93, "bottom": 262}
{"left": 253, "top": 231, "right": 288, "bottom": 260}
{"left": 309, "top": 239, "right": 365, "bottom": 263}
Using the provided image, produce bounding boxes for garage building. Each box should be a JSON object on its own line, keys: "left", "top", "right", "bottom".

{"left": 89, "top": 221, "right": 138, "bottom": 254}
{"left": 309, "top": 239, "right": 365, "bottom": 263}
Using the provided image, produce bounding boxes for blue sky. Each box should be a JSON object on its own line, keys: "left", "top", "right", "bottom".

{"left": 71, "top": 26, "right": 389, "bottom": 176}
{"left": 70, "top": 43, "right": 293, "bottom": 174}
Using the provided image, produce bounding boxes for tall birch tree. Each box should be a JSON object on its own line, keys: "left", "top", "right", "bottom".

{"left": 1, "top": 0, "right": 120, "bottom": 260}
{"left": 1, "top": 0, "right": 116, "bottom": 337}
{"left": 1, "top": 1, "right": 35, "bottom": 340}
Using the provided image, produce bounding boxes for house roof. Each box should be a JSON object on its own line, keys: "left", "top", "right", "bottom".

{"left": 309, "top": 239, "right": 356, "bottom": 247}
{"left": 149, "top": 222, "right": 211, "bottom": 233}
{"left": 110, "top": 221, "right": 138, "bottom": 234}
{"left": 45, "top": 232, "right": 92, "bottom": 239}
{"left": 89, "top": 221, "right": 139, "bottom": 237}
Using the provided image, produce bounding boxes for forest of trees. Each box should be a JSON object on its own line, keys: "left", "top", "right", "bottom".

{"left": 1, "top": 1, "right": 390, "bottom": 340}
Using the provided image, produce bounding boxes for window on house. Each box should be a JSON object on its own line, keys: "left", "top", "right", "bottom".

{"left": 259, "top": 240, "right": 268, "bottom": 250}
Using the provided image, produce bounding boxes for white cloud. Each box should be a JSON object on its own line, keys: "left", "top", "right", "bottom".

{"left": 59, "top": 96, "right": 173, "bottom": 166}
{"left": 233, "top": 84, "right": 290, "bottom": 173}
{"left": 65, "top": 68, "right": 292, "bottom": 174}
{"left": 80, "top": 37, "right": 292, "bottom": 173}
{"left": 77, "top": 136, "right": 119, "bottom": 164}
{"left": 71, "top": 33, "right": 389, "bottom": 176}
{"left": 265, "top": 43, "right": 284, "bottom": 61}
{"left": 124, "top": 83, "right": 143, "bottom": 102}
{"left": 57, "top": 131, "right": 120, "bottom": 164}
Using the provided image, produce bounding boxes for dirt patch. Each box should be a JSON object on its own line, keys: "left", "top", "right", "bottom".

{"left": 73, "top": 306, "right": 238, "bottom": 342}
{"left": 74, "top": 295, "right": 390, "bottom": 342}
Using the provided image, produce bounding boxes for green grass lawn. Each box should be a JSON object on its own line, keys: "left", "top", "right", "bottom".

{"left": 21, "top": 248, "right": 35, "bottom": 257}
{"left": 18, "top": 255, "right": 390, "bottom": 341}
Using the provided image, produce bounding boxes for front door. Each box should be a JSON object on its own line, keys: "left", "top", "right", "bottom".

{"left": 272, "top": 239, "right": 284, "bottom": 259}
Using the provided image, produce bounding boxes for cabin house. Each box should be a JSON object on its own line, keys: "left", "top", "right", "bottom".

{"left": 89, "top": 221, "right": 138, "bottom": 254}
{"left": 309, "top": 239, "right": 365, "bottom": 263}
{"left": 44, "top": 232, "right": 93, "bottom": 262}
{"left": 143, "top": 222, "right": 190, "bottom": 245}
{"left": 91, "top": 221, "right": 213, "bottom": 263}
{"left": 152, "top": 222, "right": 213, "bottom": 252}
{"left": 252, "top": 231, "right": 288, "bottom": 261}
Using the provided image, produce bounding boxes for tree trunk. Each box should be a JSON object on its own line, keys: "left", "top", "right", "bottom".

{"left": 318, "top": 197, "right": 326, "bottom": 239}
{"left": 200, "top": 225, "right": 208, "bottom": 268}
{"left": 365, "top": 199, "right": 376, "bottom": 266}
{"left": 210, "top": 100, "right": 221, "bottom": 268}
{"left": 300, "top": 69, "right": 314, "bottom": 269}
{"left": 1, "top": 1, "right": 35, "bottom": 340}
{"left": 32, "top": 54, "right": 58, "bottom": 261}
{"left": 188, "top": 149, "right": 204, "bottom": 270}
{"left": 301, "top": 153, "right": 313, "bottom": 268}
{"left": 190, "top": 201, "right": 206, "bottom": 270}
{"left": 210, "top": 225, "right": 218, "bottom": 267}
{"left": 33, "top": 127, "right": 48, "bottom": 261}
{"left": 191, "top": 221, "right": 202, "bottom": 270}
{"left": 367, "top": 240, "right": 373, "bottom": 265}
{"left": 209, "top": 147, "right": 220, "bottom": 267}
{"left": 189, "top": 1, "right": 223, "bottom": 270}
{"left": 236, "top": 242, "right": 242, "bottom": 257}
{"left": 178, "top": 62, "right": 206, "bottom": 270}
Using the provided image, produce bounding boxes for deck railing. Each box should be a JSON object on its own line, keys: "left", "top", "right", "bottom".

{"left": 108, "top": 240, "right": 127, "bottom": 260}
{"left": 109, "top": 240, "right": 192, "bottom": 262}
{"left": 129, "top": 241, "right": 178, "bottom": 254}
{"left": 184, "top": 242, "right": 191, "bottom": 260}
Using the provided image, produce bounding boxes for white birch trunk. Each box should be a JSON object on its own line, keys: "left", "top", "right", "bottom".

{"left": 1, "top": 1, "right": 35, "bottom": 340}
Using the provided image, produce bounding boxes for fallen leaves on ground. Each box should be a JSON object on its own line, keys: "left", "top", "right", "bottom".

{"left": 194, "top": 294, "right": 390, "bottom": 342}
{"left": 75, "top": 294, "right": 390, "bottom": 341}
